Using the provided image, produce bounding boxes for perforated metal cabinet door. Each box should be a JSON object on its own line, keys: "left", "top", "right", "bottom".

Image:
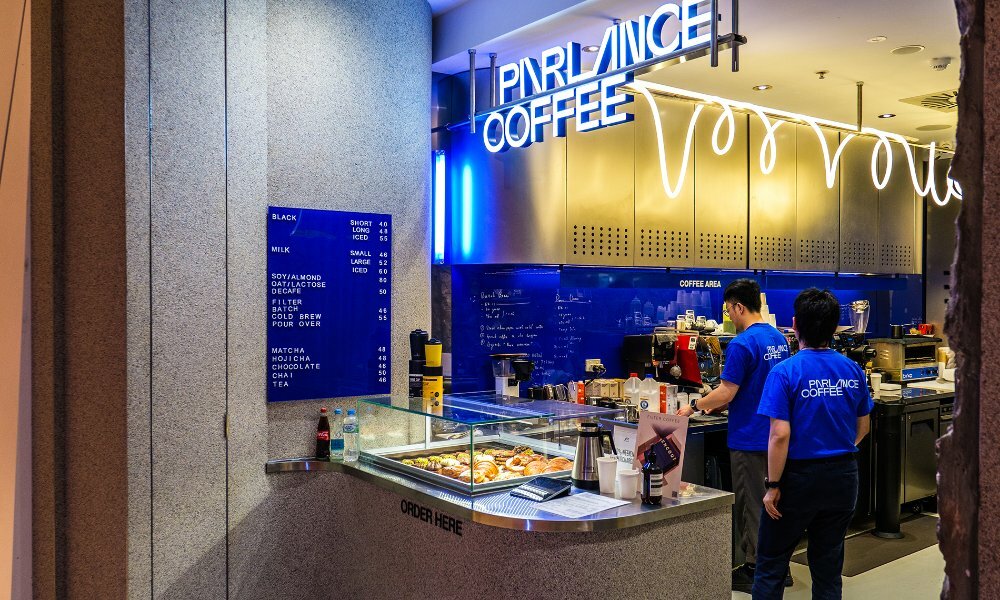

{"left": 694, "top": 107, "right": 749, "bottom": 269}
{"left": 448, "top": 126, "right": 568, "bottom": 265}
{"left": 795, "top": 125, "right": 840, "bottom": 271}
{"left": 839, "top": 136, "right": 879, "bottom": 272}
{"left": 634, "top": 95, "right": 695, "bottom": 267}
{"left": 877, "top": 140, "right": 917, "bottom": 274}
{"left": 749, "top": 118, "right": 796, "bottom": 270}
{"left": 566, "top": 116, "right": 635, "bottom": 266}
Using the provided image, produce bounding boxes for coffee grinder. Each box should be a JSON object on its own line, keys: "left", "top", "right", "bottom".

{"left": 831, "top": 300, "right": 876, "bottom": 369}
{"left": 490, "top": 353, "right": 535, "bottom": 398}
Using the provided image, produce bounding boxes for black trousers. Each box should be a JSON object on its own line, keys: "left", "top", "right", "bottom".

{"left": 752, "top": 456, "right": 858, "bottom": 600}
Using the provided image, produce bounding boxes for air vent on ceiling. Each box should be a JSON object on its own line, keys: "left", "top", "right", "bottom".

{"left": 899, "top": 89, "right": 959, "bottom": 113}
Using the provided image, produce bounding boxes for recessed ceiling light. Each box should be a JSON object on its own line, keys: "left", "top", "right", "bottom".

{"left": 891, "top": 44, "right": 925, "bottom": 55}
{"left": 582, "top": 45, "right": 600, "bottom": 53}
{"left": 878, "top": 113, "right": 896, "bottom": 119}
{"left": 868, "top": 35, "right": 887, "bottom": 43}
{"left": 752, "top": 84, "right": 772, "bottom": 91}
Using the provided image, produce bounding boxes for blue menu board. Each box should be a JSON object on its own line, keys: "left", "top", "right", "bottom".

{"left": 267, "top": 206, "right": 391, "bottom": 401}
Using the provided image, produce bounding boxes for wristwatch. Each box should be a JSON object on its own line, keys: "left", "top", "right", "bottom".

{"left": 690, "top": 397, "right": 699, "bottom": 411}
{"left": 764, "top": 477, "right": 781, "bottom": 489}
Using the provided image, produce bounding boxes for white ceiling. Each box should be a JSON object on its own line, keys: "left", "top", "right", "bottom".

{"left": 434, "top": 0, "right": 960, "bottom": 144}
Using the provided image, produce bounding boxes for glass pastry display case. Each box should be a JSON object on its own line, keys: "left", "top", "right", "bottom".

{"left": 357, "top": 393, "right": 622, "bottom": 495}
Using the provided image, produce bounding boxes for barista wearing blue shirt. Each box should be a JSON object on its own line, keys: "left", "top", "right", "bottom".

{"left": 752, "top": 288, "right": 873, "bottom": 599}
{"left": 677, "top": 278, "right": 790, "bottom": 592}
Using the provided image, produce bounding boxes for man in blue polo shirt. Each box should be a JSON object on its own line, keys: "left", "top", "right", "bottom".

{"left": 753, "top": 288, "right": 873, "bottom": 599}
{"left": 677, "top": 278, "right": 790, "bottom": 591}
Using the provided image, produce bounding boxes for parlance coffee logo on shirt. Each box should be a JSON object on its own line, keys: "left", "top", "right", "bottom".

{"left": 801, "top": 378, "right": 860, "bottom": 398}
{"left": 763, "top": 344, "right": 789, "bottom": 361}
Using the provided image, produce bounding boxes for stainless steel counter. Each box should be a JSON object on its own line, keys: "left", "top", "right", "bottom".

{"left": 266, "top": 457, "right": 733, "bottom": 533}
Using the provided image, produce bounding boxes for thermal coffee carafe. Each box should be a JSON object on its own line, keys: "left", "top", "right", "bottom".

{"left": 422, "top": 338, "right": 444, "bottom": 409}
{"left": 571, "top": 422, "right": 617, "bottom": 490}
{"left": 408, "top": 329, "right": 429, "bottom": 397}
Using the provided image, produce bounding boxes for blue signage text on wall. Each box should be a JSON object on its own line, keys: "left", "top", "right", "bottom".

{"left": 267, "top": 206, "right": 392, "bottom": 402}
{"left": 483, "top": 0, "right": 718, "bottom": 153}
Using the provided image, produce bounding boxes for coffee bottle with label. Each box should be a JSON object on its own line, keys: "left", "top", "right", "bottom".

{"left": 641, "top": 448, "right": 663, "bottom": 505}
{"left": 315, "top": 407, "right": 331, "bottom": 460}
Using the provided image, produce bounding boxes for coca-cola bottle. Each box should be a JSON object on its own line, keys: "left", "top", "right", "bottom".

{"left": 315, "top": 407, "right": 331, "bottom": 460}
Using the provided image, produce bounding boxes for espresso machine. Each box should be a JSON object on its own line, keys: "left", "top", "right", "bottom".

{"left": 831, "top": 300, "right": 876, "bottom": 370}
{"left": 490, "top": 353, "right": 535, "bottom": 398}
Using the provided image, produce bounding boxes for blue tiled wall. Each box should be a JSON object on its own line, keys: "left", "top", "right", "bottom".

{"left": 449, "top": 266, "right": 923, "bottom": 392}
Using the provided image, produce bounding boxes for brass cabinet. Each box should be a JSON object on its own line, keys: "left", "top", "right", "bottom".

{"left": 749, "top": 119, "right": 797, "bottom": 270}
{"left": 694, "top": 107, "right": 749, "bottom": 269}
{"left": 795, "top": 126, "right": 840, "bottom": 271}
{"left": 877, "top": 140, "right": 917, "bottom": 274}
{"left": 634, "top": 95, "right": 697, "bottom": 267}
{"left": 566, "top": 116, "right": 636, "bottom": 267}
{"left": 840, "top": 136, "right": 879, "bottom": 272}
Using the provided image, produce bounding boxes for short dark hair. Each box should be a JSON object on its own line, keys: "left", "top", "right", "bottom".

{"left": 723, "top": 279, "right": 762, "bottom": 313}
{"left": 794, "top": 288, "right": 841, "bottom": 348}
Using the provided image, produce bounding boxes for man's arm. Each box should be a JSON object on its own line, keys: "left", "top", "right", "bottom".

{"left": 767, "top": 418, "right": 791, "bottom": 482}
{"left": 763, "top": 418, "right": 791, "bottom": 520}
{"left": 676, "top": 380, "right": 738, "bottom": 416}
{"left": 855, "top": 415, "right": 870, "bottom": 445}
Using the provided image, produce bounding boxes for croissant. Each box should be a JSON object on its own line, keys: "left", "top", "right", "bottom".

{"left": 548, "top": 457, "right": 572, "bottom": 470}
{"left": 474, "top": 460, "right": 499, "bottom": 480}
{"left": 524, "top": 460, "right": 548, "bottom": 476}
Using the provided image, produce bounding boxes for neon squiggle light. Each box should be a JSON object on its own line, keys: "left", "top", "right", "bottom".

{"left": 635, "top": 85, "right": 701, "bottom": 199}
{"left": 629, "top": 80, "right": 962, "bottom": 205}
{"left": 804, "top": 118, "right": 855, "bottom": 189}
{"left": 751, "top": 109, "right": 784, "bottom": 175}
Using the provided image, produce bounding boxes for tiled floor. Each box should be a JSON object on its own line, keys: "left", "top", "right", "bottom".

{"left": 732, "top": 545, "right": 946, "bottom": 599}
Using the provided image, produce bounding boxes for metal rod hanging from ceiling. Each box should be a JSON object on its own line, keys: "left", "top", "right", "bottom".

{"left": 489, "top": 53, "right": 498, "bottom": 108}
{"left": 468, "top": 49, "right": 477, "bottom": 134}
{"left": 857, "top": 81, "right": 864, "bottom": 132}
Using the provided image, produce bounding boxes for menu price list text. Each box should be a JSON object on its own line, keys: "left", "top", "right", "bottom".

{"left": 267, "top": 207, "right": 391, "bottom": 401}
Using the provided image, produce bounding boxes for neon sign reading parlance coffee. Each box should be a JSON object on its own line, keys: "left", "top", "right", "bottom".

{"left": 483, "top": 0, "right": 719, "bottom": 153}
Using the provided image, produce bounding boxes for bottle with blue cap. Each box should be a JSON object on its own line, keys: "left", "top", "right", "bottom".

{"left": 343, "top": 409, "right": 359, "bottom": 462}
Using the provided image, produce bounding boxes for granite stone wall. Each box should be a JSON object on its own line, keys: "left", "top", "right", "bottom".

{"left": 937, "top": 0, "right": 984, "bottom": 598}
{"left": 123, "top": 0, "right": 432, "bottom": 597}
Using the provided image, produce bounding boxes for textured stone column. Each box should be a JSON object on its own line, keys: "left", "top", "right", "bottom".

{"left": 939, "top": 0, "right": 984, "bottom": 598}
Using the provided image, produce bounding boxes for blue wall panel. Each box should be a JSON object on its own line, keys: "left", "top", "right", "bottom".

{"left": 451, "top": 266, "right": 923, "bottom": 392}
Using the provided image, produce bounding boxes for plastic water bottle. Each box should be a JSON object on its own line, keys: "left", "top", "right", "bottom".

{"left": 343, "top": 409, "right": 359, "bottom": 462}
{"left": 623, "top": 373, "right": 641, "bottom": 404}
{"left": 331, "top": 408, "right": 344, "bottom": 458}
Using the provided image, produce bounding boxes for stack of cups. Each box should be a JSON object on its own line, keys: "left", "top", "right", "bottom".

{"left": 617, "top": 468, "right": 641, "bottom": 500}
{"left": 870, "top": 372, "right": 882, "bottom": 400}
{"left": 597, "top": 456, "right": 619, "bottom": 495}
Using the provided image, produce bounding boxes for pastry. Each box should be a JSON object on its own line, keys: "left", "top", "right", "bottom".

{"left": 401, "top": 459, "right": 415, "bottom": 466}
{"left": 542, "top": 465, "right": 563, "bottom": 474}
{"left": 413, "top": 457, "right": 430, "bottom": 469}
{"left": 524, "top": 460, "right": 548, "bottom": 476}
{"left": 440, "top": 457, "right": 460, "bottom": 468}
{"left": 441, "top": 465, "right": 465, "bottom": 478}
{"left": 505, "top": 457, "right": 526, "bottom": 474}
{"left": 456, "top": 452, "right": 471, "bottom": 465}
{"left": 548, "top": 457, "right": 572, "bottom": 470}
{"left": 473, "top": 454, "right": 495, "bottom": 464}
{"left": 474, "top": 460, "right": 499, "bottom": 479}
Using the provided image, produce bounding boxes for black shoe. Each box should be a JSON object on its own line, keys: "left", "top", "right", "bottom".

{"left": 732, "top": 563, "right": 755, "bottom": 593}
{"left": 785, "top": 568, "right": 794, "bottom": 588}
